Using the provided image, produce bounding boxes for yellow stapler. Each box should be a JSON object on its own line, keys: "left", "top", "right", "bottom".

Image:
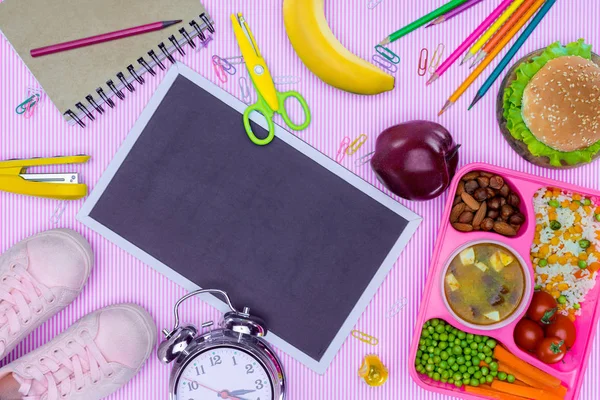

{"left": 0, "top": 155, "right": 90, "bottom": 200}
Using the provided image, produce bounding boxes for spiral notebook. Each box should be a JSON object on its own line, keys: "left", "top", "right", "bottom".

{"left": 0, "top": 0, "right": 214, "bottom": 127}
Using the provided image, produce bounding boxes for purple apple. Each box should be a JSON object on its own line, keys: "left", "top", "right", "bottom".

{"left": 370, "top": 120, "right": 460, "bottom": 201}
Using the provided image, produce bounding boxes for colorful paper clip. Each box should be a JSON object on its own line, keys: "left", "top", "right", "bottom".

{"left": 50, "top": 201, "right": 68, "bottom": 225}
{"left": 224, "top": 55, "right": 245, "bottom": 65}
{"left": 354, "top": 151, "right": 375, "bottom": 166}
{"left": 367, "top": 0, "right": 383, "bottom": 9}
{"left": 212, "top": 55, "right": 237, "bottom": 76}
{"left": 418, "top": 48, "right": 429, "bottom": 77}
{"left": 212, "top": 61, "right": 228, "bottom": 83}
{"left": 15, "top": 94, "right": 40, "bottom": 115}
{"left": 371, "top": 54, "right": 398, "bottom": 73}
{"left": 346, "top": 134, "right": 368, "bottom": 155}
{"left": 351, "top": 330, "right": 379, "bottom": 346}
{"left": 387, "top": 297, "right": 407, "bottom": 318}
{"left": 239, "top": 77, "right": 252, "bottom": 104}
{"left": 375, "top": 45, "right": 400, "bottom": 64}
{"left": 429, "top": 43, "right": 445, "bottom": 74}
{"left": 336, "top": 137, "right": 351, "bottom": 163}
{"left": 272, "top": 75, "right": 301, "bottom": 85}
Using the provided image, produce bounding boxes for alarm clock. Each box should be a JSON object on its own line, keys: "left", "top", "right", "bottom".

{"left": 158, "top": 289, "right": 286, "bottom": 400}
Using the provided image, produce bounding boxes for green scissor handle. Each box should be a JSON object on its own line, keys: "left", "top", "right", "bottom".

{"left": 243, "top": 90, "right": 311, "bottom": 146}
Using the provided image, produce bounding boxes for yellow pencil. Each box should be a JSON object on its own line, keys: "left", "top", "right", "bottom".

{"left": 439, "top": 0, "right": 546, "bottom": 116}
{"left": 461, "top": 0, "right": 526, "bottom": 65}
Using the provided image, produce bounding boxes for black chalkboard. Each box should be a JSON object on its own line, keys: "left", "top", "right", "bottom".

{"left": 86, "top": 73, "right": 411, "bottom": 363}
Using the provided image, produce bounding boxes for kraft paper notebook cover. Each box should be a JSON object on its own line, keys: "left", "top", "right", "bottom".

{"left": 0, "top": 0, "right": 213, "bottom": 127}
{"left": 78, "top": 63, "right": 422, "bottom": 373}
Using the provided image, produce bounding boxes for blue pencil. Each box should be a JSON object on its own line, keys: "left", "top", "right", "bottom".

{"left": 468, "top": 0, "right": 557, "bottom": 110}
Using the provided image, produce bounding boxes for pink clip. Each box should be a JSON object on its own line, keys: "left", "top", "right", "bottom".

{"left": 336, "top": 137, "right": 351, "bottom": 163}
{"left": 212, "top": 61, "right": 228, "bottom": 83}
{"left": 23, "top": 100, "right": 37, "bottom": 119}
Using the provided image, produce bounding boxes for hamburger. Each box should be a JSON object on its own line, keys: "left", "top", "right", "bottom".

{"left": 501, "top": 40, "right": 600, "bottom": 168}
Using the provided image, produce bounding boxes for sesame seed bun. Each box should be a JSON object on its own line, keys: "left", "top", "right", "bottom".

{"left": 522, "top": 56, "right": 600, "bottom": 152}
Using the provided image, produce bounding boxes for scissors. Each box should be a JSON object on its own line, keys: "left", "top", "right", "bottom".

{"left": 231, "top": 13, "right": 311, "bottom": 146}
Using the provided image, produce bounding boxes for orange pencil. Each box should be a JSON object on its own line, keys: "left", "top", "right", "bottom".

{"left": 470, "top": 0, "right": 538, "bottom": 67}
{"left": 438, "top": 0, "right": 546, "bottom": 116}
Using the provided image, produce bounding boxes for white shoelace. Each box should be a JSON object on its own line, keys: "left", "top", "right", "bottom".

{"left": 17, "top": 331, "right": 114, "bottom": 400}
{"left": 0, "top": 264, "right": 55, "bottom": 355}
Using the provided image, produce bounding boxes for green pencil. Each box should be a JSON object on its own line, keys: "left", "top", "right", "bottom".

{"left": 379, "top": 0, "right": 472, "bottom": 45}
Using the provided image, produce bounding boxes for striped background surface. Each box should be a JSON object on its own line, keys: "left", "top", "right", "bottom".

{"left": 1, "top": 0, "right": 599, "bottom": 398}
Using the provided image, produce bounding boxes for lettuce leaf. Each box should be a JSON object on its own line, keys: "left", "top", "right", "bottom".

{"left": 502, "top": 39, "right": 600, "bottom": 167}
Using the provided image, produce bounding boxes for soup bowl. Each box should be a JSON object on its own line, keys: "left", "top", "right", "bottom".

{"left": 440, "top": 239, "right": 533, "bottom": 331}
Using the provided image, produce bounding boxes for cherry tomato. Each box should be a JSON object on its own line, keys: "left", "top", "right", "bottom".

{"left": 536, "top": 337, "right": 566, "bottom": 364}
{"left": 514, "top": 318, "right": 544, "bottom": 352}
{"left": 527, "top": 291, "right": 558, "bottom": 325}
{"left": 545, "top": 314, "right": 576, "bottom": 348}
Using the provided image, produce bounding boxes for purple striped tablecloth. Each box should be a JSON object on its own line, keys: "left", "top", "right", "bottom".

{"left": 1, "top": 0, "right": 599, "bottom": 398}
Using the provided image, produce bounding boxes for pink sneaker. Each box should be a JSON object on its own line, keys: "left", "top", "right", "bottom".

{"left": 0, "top": 304, "right": 157, "bottom": 399}
{"left": 0, "top": 229, "right": 93, "bottom": 359}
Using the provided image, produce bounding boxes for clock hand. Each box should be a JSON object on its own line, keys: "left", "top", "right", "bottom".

{"left": 230, "top": 389, "right": 256, "bottom": 396}
{"left": 182, "top": 377, "right": 222, "bottom": 395}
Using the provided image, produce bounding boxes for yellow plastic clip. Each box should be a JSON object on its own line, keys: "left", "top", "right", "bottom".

{"left": 346, "top": 134, "right": 368, "bottom": 155}
{"left": 358, "top": 355, "right": 389, "bottom": 387}
{"left": 351, "top": 330, "right": 379, "bottom": 346}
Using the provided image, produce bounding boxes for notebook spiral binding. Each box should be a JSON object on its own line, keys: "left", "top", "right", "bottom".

{"left": 65, "top": 13, "right": 214, "bottom": 127}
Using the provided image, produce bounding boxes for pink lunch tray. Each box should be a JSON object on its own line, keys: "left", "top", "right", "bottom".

{"left": 409, "top": 162, "right": 600, "bottom": 400}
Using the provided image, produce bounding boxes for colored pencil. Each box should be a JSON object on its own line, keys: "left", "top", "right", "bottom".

{"left": 438, "top": 0, "right": 546, "bottom": 116}
{"left": 425, "top": 0, "right": 485, "bottom": 28}
{"left": 469, "top": 0, "right": 557, "bottom": 109}
{"left": 31, "top": 20, "right": 182, "bottom": 58}
{"left": 379, "top": 0, "right": 472, "bottom": 45}
{"left": 470, "top": 0, "right": 537, "bottom": 67}
{"left": 428, "top": 0, "right": 514, "bottom": 85}
{"left": 461, "top": 0, "right": 526, "bottom": 65}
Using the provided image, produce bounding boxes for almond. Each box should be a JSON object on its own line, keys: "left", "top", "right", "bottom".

{"left": 461, "top": 192, "right": 480, "bottom": 211}
{"left": 456, "top": 181, "right": 465, "bottom": 196}
{"left": 452, "top": 223, "right": 474, "bottom": 232}
{"left": 450, "top": 203, "right": 466, "bottom": 223}
{"left": 461, "top": 171, "right": 481, "bottom": 181}
{"left": 472, "top": 201, "right": 487, "bottom": 228}
{"left": 493, "top": 221, "right": 517, "bottom": 236}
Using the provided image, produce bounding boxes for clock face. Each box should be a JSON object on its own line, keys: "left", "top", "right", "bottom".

{"left": 175, "top": 346, "right": 274, "bottom": 400}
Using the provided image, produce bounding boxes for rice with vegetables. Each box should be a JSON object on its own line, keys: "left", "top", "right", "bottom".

{"left": 531, "top": 188, "right": 600, "bottom": 318}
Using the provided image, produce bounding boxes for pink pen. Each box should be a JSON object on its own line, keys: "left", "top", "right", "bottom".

{"left": 30, "top": 20, "right": 182, "bottom": 58}
{"left": 427, "top": 0, "right": 514, "bottom": 85}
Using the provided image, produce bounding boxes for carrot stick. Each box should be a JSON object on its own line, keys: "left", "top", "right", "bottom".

{"left": 499, "top": 363, "right": 567, "bottom": 398}
{"left": 494, "top": 346, "right": 562, "bottom": 388}
{"left": 491, "top": 380, "right": 563, "bottom": 400}
{"left": 465, "top": 385, "right": 530, "bottom": 400}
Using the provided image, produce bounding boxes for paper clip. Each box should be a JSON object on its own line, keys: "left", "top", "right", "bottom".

{"left": 272, "top": 75, "right": 301, "bottom": 85}
{"left": 212, "top": 61, "right": 228, "bottom": 83}
{"left": 351, "top": 330, "right": 379, "bottom": 346}
{"left": 346, "top": 134, "right": 368, "bottom": 155}
{"left": 375, "top": 45, "right": 400, "bottom": 64}
{"left": 371, "top": 55, "right": 398, "bottom": 74}
{"left": 212, "top": 55, "right": 236, "bottom": 76}
{"left": 387, "top": 297, "right": 407, "bottom": 318}
{"left": 50, "top": 201, "right": 68, "bottom": 225}
{"left": 23, "top": 100, "right": 38, "bottom": 119}
{"left": 429, "top": 43, "right": 445, "bottom": 74}
{"left": 367, "top": 0, "right": 383, "bottom": 9}
{"left": 224, "top": 55, "right": 245, "bottom": 65}
{"left": 418, "top": 48, "right": 428, "bottom": 77}
{"left": 15, "top": 94, "right": 39, "bottom": 115}
{"left": 336, "top": 137, "right": 351, "bottom": 163}
{"left": 354, "top": 151, "right": 375, "bottom": 166}
{"left": 239, "top": 77, "right": 252, "bottom": 105}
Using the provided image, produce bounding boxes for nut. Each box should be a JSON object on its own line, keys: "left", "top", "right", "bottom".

{"left": 464, "top": 180, "right": 479, "bottom": 194}
{"left": 458, "top": 211, "right": 474, "bottom": 224}
{"left": 493, "top": 221, "right": 517, "bottom": 236}
{"left": 476, "top": 176, "right": 490, "bottom": 188}
{"left": 452, "top": 223, "right": 474, "bottom": 232}
{"left": 487, "top": 197, "right": 501, "bottom": 210}
{"left": 487, "top": 209, "right": 499, "bottom": 219}
{"left": 473, "top": 202, "right": 487, "bottom": 228}
{"left": 473, "top": 188, "right": 489, "bottom": 202}
{"left": 500, "top": 197, "right": 507, "bottom": 207}
{"left": 507, "top": 193, "right": 521, "bottom": 207}
{"left": 456, "top": 181, "right": 465, "bottom": 196}
{"left": 461, "top": 192, "right": 481, "bottom": 210}
{"left": 481, "top": 218, "right": 495, "bottom": 231}
{"left": 462, "top": 171, "right": 481, "bottom": 181}
{"left": 501, "top": 204, "right": 515, "bottom": 219}
{"left": 509, "top": 213, "right": 525, "bottom": 225}
{"left": 480, "top": 172, "right": 493, "bottom": 178}
{"left": 500, "top": 184, "right": 510, "bottom": 197}
{"left": 489, "top": 176, "right": 505, "bottom": 190}
{"left": 450, "top": 203, "right": 466, "bottom": 223}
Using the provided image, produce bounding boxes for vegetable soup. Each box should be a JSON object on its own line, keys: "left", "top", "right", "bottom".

{"left": 444, "top": 243, "right": 525, "bottom": 326}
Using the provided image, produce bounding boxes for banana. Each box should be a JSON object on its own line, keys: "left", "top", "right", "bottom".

{"left": 283, "top": 0, "right": 395, "bottom": 95}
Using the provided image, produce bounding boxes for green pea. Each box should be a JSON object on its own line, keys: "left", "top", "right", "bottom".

{"left": 454, "top": 339, "right": 461, "bottom": 345}
{"left": 579, "top": 260, "right": 588, "bottom": 269}
{"left": 558, "top": 295, "right": 567, "bottom": 305}
{"left": 455, "top": 380, "right": 463, "bottom": 388}
{"left": 484, "top": 356, "right": 493, "bottom": 364}
{"left": 427, "top": 371, "right": 434, "bottom": 378}
{"left": 433, "top": 356, "right": 441, "bottom": 364}
{"left": 448, "top": 378, "right": 455, "bottom": 384}
{"left": 550, "top": 220, "right": 562, "bottom": 230}
{"left": 548, "top": 199, "right": 560, "bottom": 208}
{"left": 580, "top": 239, "right": 591, "bottom": 249}
{"left": 470, "top": 379, "right": 479, "bottom": 387}
{"left": 440, "top": 361, "right": 449, "bottom": 369}
{"left": 431, "top": 319, "right": 440, "bottom": 326}
{"left": 440, "top": 351, "right": 449, "bottom": 360}
{"left": 467, "top": 366, "right": 475, "bottom": 374}
{"left": 457, "top": 331, "right": 466, "bottom": 340}
{"left": 466, "top": 334, "right": 474, "bottom": 342}
{"left": 490, "top": 371, "right": 498, "bottom": 377}
{"left": 459, "top": 365, "right": 467, "bottom": 373}
{"left": 481, "top": 367, "right": 489, "bottom": 376}
{"left": 416, "top": 365, "right": 424, "bottom": 373}
{"left": 534, "top": 284, "right": 543, "bottom": 291}
{"left": 451, "top": 364, "right": 459, "bottom": 372}
{"left": 448, "top": 334, "right": 456, "bottom": 342}
{"left": 433, "top": 373, "right": 441, "bottom": 381}
{"left": 478, "top": 352, "right": 486, "bottom": 360}
{"left": 483, "top": 347, "right": 492, "bottom": 356}
{"left": 436, "top": 325, "right": 445, "bottom": 334}
{"left": 441, "top": 378, "right": 448, "bottom": 384}
{"left": 442, "top": 371, "right": 450, "bottom": 379}
{"left": 465, "top": 361, "right": 472, "bottom": 367}
{"left": 595, "top": 214, "right": 600, "bottom": 222}
{"left": 434, "top": 348, "right": 441, "bottom": 356}
{"left": 507, "top": 374, "right": 515, "bottom": 383}
{"left": 474, "top": 336, "right": 482, "bottom": 343}
{"left": 464, "top": 348, "right": 472, "bottom": 355}
{"left": 419, "top": 345, "right": 426, "bottom": 351}
{"left": 470, "top": 342, "right": 478, "bottom": 350}
{"left": 457, "top": 356, "right": 465, "bottom": 365}
{"left": 417, "top": 350, "right": 423, "bottom": 358}
{"left": 465, "top": 355, "right": 471, "bottom": 361}
{"left": 486, "top": 339, "right": 497, "bottom": 348}
{"left": 439, "top": 342, "right": 449, "bottom": 350}
{"left": 574, "top": 303, "right": 581, "bottom": 310}
{"left": 453, "top": 373, "right": 463, "bottom": 381}
{"left": 463, "top": 373, "right": 470, "bottom": 380}
{"left": 474, "top": 371, "right": 482, "bottom": 379}
{"left": 427, "top": 359, "right": 434, "bottom": 365}
{"left": 574, "top": 200, "right": 582, "bottom": 207}
{"left": 422, "top": 354, "right": 430, "bottom": 361}
{"left": 486, "top": 375, "right": 494, "bottom": 383}
{"left": 422, "top": 330, "right": 430, "bottom": 337}
{"left": 489, "top": 362, "right": 498, "bottom": 371}
{"left": 471, "top": 357, "right": 480, "bottom": 366}
{"left": 538, "top": 259, "right": 548, "bottom": 267}
{"left": 425, "top": 364, "right": 434, "bottom": 372}
{"left": 498, "top": 372, "right": 507, "bottom": 381}
{"left": 432, "top": 333, "right": 439, "bottom": 341}
{"left": 452, "top": 345, "right": 462, "bottom": 355}
{"left": 439, "top": 333, "right": 448, "bottom": 342}
{"left": 446, "top": 325, "right": 453, "bottom": 332}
